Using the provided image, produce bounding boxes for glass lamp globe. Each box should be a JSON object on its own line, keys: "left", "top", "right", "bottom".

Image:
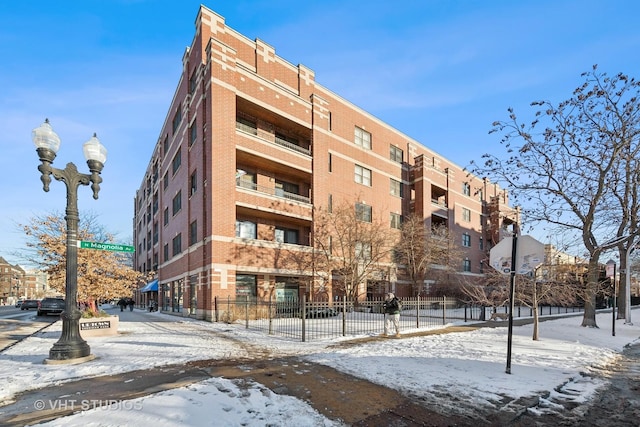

{"left": 32, "top": 119, "right": 61, "bottom": 153}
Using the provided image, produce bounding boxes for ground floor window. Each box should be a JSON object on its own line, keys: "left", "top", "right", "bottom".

{"left": 236, "top": 274, "right": 257, "bottom": 301}
{"left": 275, "top": 277, "right": 300, "bottom": 302}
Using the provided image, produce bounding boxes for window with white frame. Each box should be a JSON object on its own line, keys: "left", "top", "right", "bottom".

{"left": 462, "top": 233, "right": 471, "bottom": 247}
{"left": 355, "top": 202, "right": 372, "bottom": 222}
{"left": 462, "top": 207, "right": 471, "bottom": 222}
{"left": 275, "top": 227, "right": 298, "bottom": 244}
{"left": 355, "top": 165, "right": 372, "bottom": 186}
{"left": 354, "top": 126, "right": 371, "bottom": 149}
{"left": 390, "top": 145, "right": 403, "bottom": 163}
{"left": 355, "top": 241, "right": 372, "bottom": 261}
{"left": 462, "top": 182, "right": 471, "bottom": 196}
{"left": 390, "top": 178, "right": 403, "bottom": 197}
{"left": 463, "top": 258, "right": 471, "bottom": 272}
{"left": 390, "top": 212, "right": 402, "bottom": 229}
{"left": 235, "top": 220, "right": 256, "bottom": 239}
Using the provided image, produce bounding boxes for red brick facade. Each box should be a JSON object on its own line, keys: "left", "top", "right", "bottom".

{"left": 133, "top": 6, "right": 515, "bottom": 319}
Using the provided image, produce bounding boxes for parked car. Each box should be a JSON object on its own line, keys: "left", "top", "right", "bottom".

{"left": 303, "top": 307, "right": 339, "bottom": 318}
{"left": 37, "top": 297, "right": 66, "bottom": 316}
{"left": 15, "top": 299, "right": 25, "bottom": 308}
{"left": 20, "top": 300, "right": 39, "bottom": 310}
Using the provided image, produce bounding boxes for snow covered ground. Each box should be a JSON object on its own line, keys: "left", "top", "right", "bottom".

{"left": 1, "top": 305, "right": 638, "bottom": 426}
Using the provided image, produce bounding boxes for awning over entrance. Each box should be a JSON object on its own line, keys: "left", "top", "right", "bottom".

{"left": 140, "top": 279, "right": 159, "bottom": 293}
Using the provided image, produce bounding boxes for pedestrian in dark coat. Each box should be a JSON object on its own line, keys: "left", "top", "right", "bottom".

{"left": 382, "top": 293, "right": 401, "bottom": 337}
{"left": 117, "top": 298, "right": 126, "bottom": 312}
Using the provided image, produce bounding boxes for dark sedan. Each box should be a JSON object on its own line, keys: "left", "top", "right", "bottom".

{"left": 20, "top": 300, "right": 39, "bottom": 310}
{"left": 37, "top": 297, "right": 65, "bottom": 316}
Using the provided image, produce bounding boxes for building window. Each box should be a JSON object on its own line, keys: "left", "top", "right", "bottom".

{"left": 390, "top": 213, "right": 402, "bottom": 229}
{"left": 236, "top": 274, "right": 257, "bottom": 300}
{"left": 479, "top": 237, "right": 484, "bottom": 250}
{"left": 390, "top": 145, "right": 403, "bottom": 163}
{"left": 462, "top": 233, "right": 471, "bottom": 247}
{"left": 275, "top": 180, "right": 299, "bottom": 197}
{"left": 163, "top": 207, "right": 169, "bottom": 226}
{"left": 235, "top": 220, "right": 256, "bottom": 239}
{"left": 163, "top": 135, "right": 169, "bottom": 156}
{"left": 477, "top": 189, "right": 483, "bottom": 201}
{"left": 355, "top": 165, "right": 372, "bottom": 186}
{"left": 275, "top": 227, "right": 299, "bottom": 244}
{"left": 328, "top": 194, "right": 332, "bottom": 213}
{"left": 355, "top": 241, "right": 372, "bottom": 261}
{"left": 355, "top": 203, "right": 372, "bottom": 222}
{"left": 172, "top": 191, "right": 182, "bottom": 216}
{"left": 390, "top": 179, "right": 403, "bottom": 197}
{"left": 462, "top": 208, "right": 471, "bottom": 222}
{"left": 354, "top": 126, "right": 371, "bottom": 149}
{"left": 328, "top": 153, "right": 332, "bottom": 172}
{"left": 190, "top": 171, "right": 197, "bottom": 196}
{"left": 163, "top": 172, "right": 168, "bottom": 190}
{"left": 463, "top": 258, "right": 471, "bottom": 272}
{"left": 463, "top": 182, "right": 471, "bottom": 196}
{"left": 172, "top": 149, "right": 181, "bottom": 175}
{"left": 163, "top": 243, "right": 169, "bottom": 262}
{"left": 172, "top": 106, "right": 182, "bottom": 135}
{"left": 153, "top": 222, "right": 158, "bottom": 245}
{"left": 189, "top": 123, "right": 197, "bottom": 146}
{"left": 189, "top": 220, "right": 197, "bottom": 246}
{"left": 189, "top": 69, "right": 197, "bottom": 94}
{"left": 172, "top": 233, "right": 182, "bottom": 256}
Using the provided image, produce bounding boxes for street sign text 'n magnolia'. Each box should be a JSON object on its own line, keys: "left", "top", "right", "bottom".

{"left": 79, "top": 241, "right": 135, "bottom": 253}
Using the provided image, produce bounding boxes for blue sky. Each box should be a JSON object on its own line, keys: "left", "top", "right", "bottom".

{"left": 1, "top": 0, "right": 639, "bottom": 265}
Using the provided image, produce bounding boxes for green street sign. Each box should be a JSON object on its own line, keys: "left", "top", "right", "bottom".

{"left": 79, "top": 241, "right": 135, "bottom": 253}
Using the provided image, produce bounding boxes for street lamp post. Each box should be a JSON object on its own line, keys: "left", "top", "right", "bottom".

{"left": 32, "top": 119, "right": 107, "bottom": 362}
{"left": 606, "top": 259, "right": 617, "bottom": 336}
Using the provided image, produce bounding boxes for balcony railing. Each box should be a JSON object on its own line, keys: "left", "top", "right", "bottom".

{"left": 236, "top": 121, "right": 311, "bottom": 156}
{"left": 236, "top": 179, "right": 311, "bottom": 204}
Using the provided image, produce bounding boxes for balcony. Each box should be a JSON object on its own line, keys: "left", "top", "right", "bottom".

{"left": 236, "top": 120, "right": 311, "bottom": 156}
{"left": 236, "top": 179, "right": 310, "bottom": 204}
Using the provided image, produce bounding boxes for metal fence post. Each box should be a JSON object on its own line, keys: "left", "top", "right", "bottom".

{"left": 301, "top": 294, "right": 306, "bottom": 342}
{"left": 245, "top": 298, "right": 249, "bottom": 329}
{"left": 342, "top": 296, "right": 346, "bottom": 337}
{"left": 268, "top": 294, "right": 273, "bottom": 335}
{"left": 442, "top": 296, "right": 446, "bottom": 325}
{"left": 415, "top": 295, "right": 420, "bottom": 329}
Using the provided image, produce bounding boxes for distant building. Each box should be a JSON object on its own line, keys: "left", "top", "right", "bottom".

{"left": 133, "top": 5, "right": 515, "bottom": 319}
{"left": 0, "top": 257, "right": 25, "bottom": 304}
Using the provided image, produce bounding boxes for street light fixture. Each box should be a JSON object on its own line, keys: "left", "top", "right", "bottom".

{"left": 32, "top": 118, "right": 107, "bottom": 363}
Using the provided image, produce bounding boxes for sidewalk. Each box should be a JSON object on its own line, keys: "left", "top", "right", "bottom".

{"left": 0, "top": 307, "right": 471, "bottom": 427}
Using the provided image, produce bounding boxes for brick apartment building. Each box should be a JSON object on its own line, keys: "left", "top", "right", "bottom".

{"left": 133, "top": 5, "right": 515, "bottom": 319}
{"left": 0, "top": 257, "right": 48, "bottom": 304}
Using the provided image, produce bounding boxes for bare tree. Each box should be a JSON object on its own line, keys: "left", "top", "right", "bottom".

{"left": 472, "top": 66, "right": 640, "bottom": 328}
{"left": 312, "top": 200, "right": 397, "bottom": 301}
{"left": 20, "top": 212, "right": 142, "bottom": 313}
{"left": 394, "top": 214, "right": 466, "bottom": 296}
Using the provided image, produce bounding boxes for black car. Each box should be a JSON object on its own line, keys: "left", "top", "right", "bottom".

{"left": 37, "top": 297, "right": 65, "bottom": 316}
{"left": 20, "top": 299, "right": 39, "bottom": 310}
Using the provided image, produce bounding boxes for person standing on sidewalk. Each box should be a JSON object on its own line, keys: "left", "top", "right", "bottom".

{"left": 382, "top": 293, "right": 401, "bottom": 337}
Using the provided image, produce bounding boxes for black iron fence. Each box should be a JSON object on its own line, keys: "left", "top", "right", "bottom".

{"left": 212, "top": 296, "right": 585, "bottom": 342}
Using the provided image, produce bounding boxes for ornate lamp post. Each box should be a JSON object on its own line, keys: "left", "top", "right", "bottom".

{"left": 32, "top": 119, "right": 107, "bottom": 362}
